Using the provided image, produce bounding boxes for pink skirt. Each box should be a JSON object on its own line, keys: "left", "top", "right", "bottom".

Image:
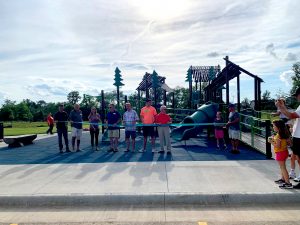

{"left": 275, "top": 150, "right": 289, "bottom": 161}
{"left": 215, "top": 129, "right": 224, "bottom": 139}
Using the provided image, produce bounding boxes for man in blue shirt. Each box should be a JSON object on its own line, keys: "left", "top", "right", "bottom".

{"left": 106, "top": 104, "right": 121, "bottom": 152}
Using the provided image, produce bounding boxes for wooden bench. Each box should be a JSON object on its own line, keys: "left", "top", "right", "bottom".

{"left": 3, "top": 134, "right": 37, "bottom": 148}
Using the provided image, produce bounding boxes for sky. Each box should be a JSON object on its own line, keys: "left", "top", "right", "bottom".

{"left": 0, "top": 0, "right": 299, "bottom": 105}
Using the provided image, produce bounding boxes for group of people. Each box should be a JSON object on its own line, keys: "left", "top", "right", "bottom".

{"left": 51, "top": 99, "right": 172, "bottom": 154}
{"left": 213, "top": 103, "right": 240, "bottom": 154}
{"left": 268, "top": 87, "right": 300, "bottom": 189}
{"left": 47, "top": 87, "right": 300, "bottom": 190}
{"left": 49, "top": 98, "right": 241, "bottom": 155}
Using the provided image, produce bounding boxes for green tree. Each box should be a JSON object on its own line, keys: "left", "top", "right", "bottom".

{"left": 151, "top": 70, "right": 161, "bottom": 107}
{"left": 113, "top": 67, "right": 124, "bottom": 110}
{"left": 262, "top": 90, "right": 271, "bottom": 101}
{"left": 151, "top": 70, "right": 161, "bottom": 88}
{"left": 0, "top": 100, "right": 16, "bottom": 121}
{"left": 167, "top": 86, "right": 189, "bottom": 109}
{"left": 290, "top": 62, "right": 300, "bottom": 95}
{"left": 241, "top": 97, "right": 251, "bottom": 109}
{"left": 15, "top": 102, "right": 33, "bottom": 121}
{"left": 208, "top": 66, "right": 215, "bottom": 81}
{"left": 186, "top": 67, "right": 193, "bottom": 108}
{"left": 67, "top": 91, "right": 81, "bottom": 105}
{"left": 81, "top": 94, "right": 96, "bottom": 107}
{"left": 185, "top": 67, "right": 192, "bottom": 82}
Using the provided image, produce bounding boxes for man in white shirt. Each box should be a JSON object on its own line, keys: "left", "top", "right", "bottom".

{"left": 123, "top": 102, "right": 139, "bottom": 152}
{"left": 277, "top": 87, "right": 300, "bottom": 189}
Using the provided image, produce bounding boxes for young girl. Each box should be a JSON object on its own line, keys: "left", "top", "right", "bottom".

{"left": 269, "top": 120, "right": 292, "bottom": 189}
{"left": 214, "top": 111, "right": 227, "bottom": 150}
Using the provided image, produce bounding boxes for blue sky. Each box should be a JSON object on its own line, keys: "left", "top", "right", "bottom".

{"left": 0, "top": 0, "right": 299, "bottom": 105}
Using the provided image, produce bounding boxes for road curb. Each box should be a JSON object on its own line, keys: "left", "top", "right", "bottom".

{"left": 1, "top": 192, "right": 300, "bottom": 208}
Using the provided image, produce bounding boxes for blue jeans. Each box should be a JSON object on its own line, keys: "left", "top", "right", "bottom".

{"left": 57, "top": 128, "right": 69, "bottom": 150}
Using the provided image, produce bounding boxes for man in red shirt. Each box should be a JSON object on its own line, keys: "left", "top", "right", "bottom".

{"left": 46, "top": 112, "right": 54, "bottom": 135}
{"left": 155, "top": 105, "right": 172, "bottom": 154}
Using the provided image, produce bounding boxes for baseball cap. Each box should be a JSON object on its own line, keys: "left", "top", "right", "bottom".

{"left": 145, "top": 98, "right": 152, "bottom": 102}
{"left": 228, "top": 103, "right": 235, "bottom": 108}
{"left": 292, "top": 87, "right": 300, "bottom": 97}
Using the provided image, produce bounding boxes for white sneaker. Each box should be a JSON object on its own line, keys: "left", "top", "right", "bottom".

{"left": 152, "top": 148, "right": 157, "bottom": 153}
{"left": 294, "top": 176, "right": 300, "bottom": 182}
{"left": 138, "top": 149, "right": 145, "bottom": 153}
{"left": 289, "top": 170, "right": 296, "bottom": 179}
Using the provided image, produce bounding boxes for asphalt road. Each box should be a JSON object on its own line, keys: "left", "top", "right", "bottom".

{"left": 1, "top": 205, "right": 300, "bottom": 225}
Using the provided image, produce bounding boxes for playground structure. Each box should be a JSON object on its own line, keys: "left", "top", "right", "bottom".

{"left": 204, "top": 56, "right": 263, "bottom": 111}
{"left": 0, "top": 56, "right": 273, "bottom": 158}
{"left": 90, "top": 56, "right": 272, "bottom": 157}
{"left": 171, "top": 102, "right": 219, "bottom": 141}
{"left": 136, "top": 72, "right": 174, "bottom": 110}
{"left": 186, "top": 65, "right": 221, "bottom": 108}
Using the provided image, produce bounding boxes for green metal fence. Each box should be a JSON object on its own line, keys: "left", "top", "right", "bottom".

{"left": 239, "top": 112, "right": 272, "bottom": 158}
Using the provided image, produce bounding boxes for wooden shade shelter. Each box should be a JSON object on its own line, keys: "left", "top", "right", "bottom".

{"left": 136, "top": 72, "right": 174, "bottom": 109}
{"left": 204, "top": 56, "right": 264, "bottom": 111}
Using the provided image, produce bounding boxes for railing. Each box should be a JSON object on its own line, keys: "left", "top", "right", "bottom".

{"left": 239, "top": 113, "right": 272, "bottom": 158}
{"left": 166, "top": 108, "right": 196, "bottom": 123}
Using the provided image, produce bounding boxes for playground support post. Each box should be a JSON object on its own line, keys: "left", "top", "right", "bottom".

{"left": 257, "top": 79, "right": 262, "bottom": 111}
{"left": 124, "top": 95, "right": 127, "bottom": 110}
{"left": 172, "top": 92, "right": 175, "bottom": 108}
{"left": 225, "top": 56, "right": 230, "bottom": 106}
{"left": 163, "top": 90, "right": 167, "bottom": 106}
{"left": 189, "top": 80, "right": 192, "bottom": 108}
{"left": 145, "top": 76, "right": 149, "bottom": 99}
{"left": 137, "top": 89, "right": 141, "bottom": 112}
{"left": 237, "top": 74, "right": 241, "bottom": 112}
{"left": 116, "top": 86, "right": 120, "bottom": 110}
{"left": 101, "top": 90, "right": 105, "bottom": 134}
{"left": 154, "top": 87, "right": 157, "bottom": 108}
{"left": 265, "top": 119, "right": 272, "bottom": 159}
{"left": 254, "top": 79, "right": 258, "bottom": 110}
{"left": 199, "top": 75, "right": 202, "bottom": 104}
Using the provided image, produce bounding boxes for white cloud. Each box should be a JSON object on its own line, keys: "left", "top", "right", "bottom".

{"left": 265, "top": 43, "right": 278, "bottom": 59}
{"left": 285, "top": 52, "right": 297, "bottom": 61}
{"left": 0, "top": 0, "right": 300, "bottom": 103}
{"left": 279, "top": 70, "right": 293, "bottom": 87}
{"left": 0, "top": 91, "right": 7, "bottom": 106}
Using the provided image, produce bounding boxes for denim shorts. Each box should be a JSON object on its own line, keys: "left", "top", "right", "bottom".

{"left": 125, "top": 130, "right": 136, "bottom": 139}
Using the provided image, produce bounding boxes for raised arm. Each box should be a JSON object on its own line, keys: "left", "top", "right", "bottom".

{"left": 276, "top": 101, "right": 300, "bottom": 119}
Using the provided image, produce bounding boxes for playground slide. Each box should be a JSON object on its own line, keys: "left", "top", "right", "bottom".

{"left": 171, "top": 102, "right": 219, "bottom": 141}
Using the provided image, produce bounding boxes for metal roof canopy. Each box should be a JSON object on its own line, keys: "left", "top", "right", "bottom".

{"left": 136, "top": 72, "right": 166, "bottom": 91}
{"left": 191, "top": 65, "right": 221, "bottom": 82}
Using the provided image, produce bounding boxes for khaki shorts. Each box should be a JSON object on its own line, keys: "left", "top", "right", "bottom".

{"left": 108, "top": 129, "right": 120, "bottom": 138}
{"left": 72, "top": 127, "right": 82, "bottom": 139}
{"left": 228, "top": 129, "right": 240, "bottom": 140}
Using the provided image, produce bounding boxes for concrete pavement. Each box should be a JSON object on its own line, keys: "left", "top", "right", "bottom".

{"left": 0, "top": 160, "right": 299, "bottom": 208}
{"left": 0, "top": 133, "right": 299, "bottom": 209}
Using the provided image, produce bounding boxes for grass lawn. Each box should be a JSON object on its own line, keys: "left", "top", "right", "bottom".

{"left": 2, "top": 121, "right": 90, "bottom": 136}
